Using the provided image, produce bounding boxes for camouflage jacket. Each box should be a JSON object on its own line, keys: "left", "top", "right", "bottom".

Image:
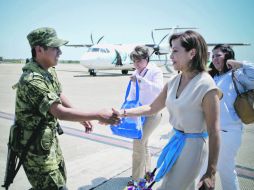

{"left": 14, "top": 60, "right": 63, "bottom": 172}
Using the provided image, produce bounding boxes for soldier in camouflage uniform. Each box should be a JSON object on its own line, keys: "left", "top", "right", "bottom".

{"left": 13, "top": 27, "right": 119, "bottom": 190}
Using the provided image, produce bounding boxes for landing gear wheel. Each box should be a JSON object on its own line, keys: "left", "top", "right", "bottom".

{"left": 121, "top": 70, "right": 128, "bottom": 75}
{"left": 89, "top": 69, "right": 96, "bottom": 76}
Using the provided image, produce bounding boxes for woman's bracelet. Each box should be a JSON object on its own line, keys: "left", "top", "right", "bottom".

{"left": 123, "top": 109, "right": 127, "bottom": 117}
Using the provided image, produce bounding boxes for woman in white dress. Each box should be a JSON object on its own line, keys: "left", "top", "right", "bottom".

{"left": 208, "top": 44, "right": 254, "bottom": 190}
{"left": 113, "top": 30, "right": 222, "bottom": 190}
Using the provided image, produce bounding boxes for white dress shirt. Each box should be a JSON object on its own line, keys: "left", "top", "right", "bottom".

{"left": 127, "top": 63, "right": 163, "bottom": 105}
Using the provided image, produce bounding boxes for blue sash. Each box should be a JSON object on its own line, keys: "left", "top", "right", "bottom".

{"left": 155, "top": 128, "right": 208, "bottom": 182}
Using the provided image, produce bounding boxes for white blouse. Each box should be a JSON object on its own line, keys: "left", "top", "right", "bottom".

{"left": 127, "top": 63, "right": 163, "bottom": 105}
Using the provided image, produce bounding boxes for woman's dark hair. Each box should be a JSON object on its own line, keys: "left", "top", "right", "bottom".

{"left": 130, "top": 46, "right": 150, "bottom": 62}
{"left": 209, "top": 44, "right": 235, "bottom": 77}
{"left": 169, "top": 30, "right": 208, "bottom": 72}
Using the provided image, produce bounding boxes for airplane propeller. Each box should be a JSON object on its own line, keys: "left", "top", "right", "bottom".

{"left": 90, "top": 34, "right": 94, "bottom": 44}
{"left": 64, "top": 33, "right": 104, "bottom": 48}
{"left": 149, "top": 27, "right": 197, "bottom": 56}
{"left": 146, "top": 30, "right": 170, "bottom": 72}
{"left": 90, "top": 33, "right": 104, "bottom": 45}
{"left": 148, "top": 27, "right": 198, "bottom": 72}
{"left": 150, "top": 30, "right": 169, "bottom": 56}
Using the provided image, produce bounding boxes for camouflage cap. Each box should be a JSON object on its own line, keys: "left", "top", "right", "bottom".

{"left": 27, "top": 27, "right": 68, "bottom": 48}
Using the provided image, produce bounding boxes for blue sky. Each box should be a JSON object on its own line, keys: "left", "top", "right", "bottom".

{"left": 0, "top": 0, "right": 253, "bottom": 61}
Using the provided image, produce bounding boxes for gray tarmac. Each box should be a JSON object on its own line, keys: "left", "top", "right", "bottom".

{"left": 0, "top": 63, "right": 253, "bottom": 190}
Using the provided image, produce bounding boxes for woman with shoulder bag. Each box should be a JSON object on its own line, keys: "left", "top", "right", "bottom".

{"left": 127, "top": 46, "right": 164, "bottom": 185}
{"left": 208, "top": 44, "right": 254, "bottom": 190}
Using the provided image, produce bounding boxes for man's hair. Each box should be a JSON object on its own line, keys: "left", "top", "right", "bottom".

{"left": 31, "top": 46, "right": 48, "bottom": 59}
{"left": 209, "top": 44, "right": 235, "bottom": 77}
{"left": 130, "top": 46, "right": 150, "bottom": 62}
{"left": 169, "top": 30, "right": 208, "bottom": 72}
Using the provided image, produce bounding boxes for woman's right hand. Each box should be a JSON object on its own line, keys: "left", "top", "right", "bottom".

{"left": 97, "top": 109, "right": 121, "bottom": 125}
{"left": 112, "top": 108, "right": 124, "bottom": 118}
{"left": 130, "top": 75, "right": 137, "bottom": 82}
{"left": 226, "top": 60, "right": 243, "bottom": 70}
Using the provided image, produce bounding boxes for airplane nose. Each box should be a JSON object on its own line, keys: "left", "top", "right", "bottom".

{"left": 81, "top": 54, "right": 96, "bottom": 61}
{"left": 80, "top": 53, "right": 98, "bottom": 64}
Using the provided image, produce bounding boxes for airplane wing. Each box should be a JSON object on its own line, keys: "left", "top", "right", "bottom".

{"left": 152, "top": 27, "right": 251, "bottom": 49}
{"left": 154, "top": 27, "right": 198, "bottom": 31}
{"left": 65, "top": 44, "right": 93, "bottom": 48}
{"left": 207, "top": 43, "right": 251, "bottom": 46}
{"left": 145, "top": 42, "right": 250, "bottom": 57}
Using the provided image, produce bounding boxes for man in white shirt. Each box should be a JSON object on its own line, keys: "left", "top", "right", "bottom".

{"left": 127, "top": 46, "right": 163, "bottom": 184}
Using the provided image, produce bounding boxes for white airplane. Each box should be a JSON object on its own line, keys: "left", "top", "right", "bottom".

{"left": 66, "top": 27, "right": 250, "bottom": 76}
{"left": 66, "top": 27, "right": 193, "bottom": 76}
{"left": 78, "top": 43, "right": 170, "bottom": 76}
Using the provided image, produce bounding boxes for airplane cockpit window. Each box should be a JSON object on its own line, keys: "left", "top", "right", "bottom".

{"left": 98, "top": 48, "right": 110, "bottom": 53}
{"left": 88, "top": 48, "right": 100, "bottom": 52}
{"left": 100, "top": 48, "right": 107, "bottom": 53}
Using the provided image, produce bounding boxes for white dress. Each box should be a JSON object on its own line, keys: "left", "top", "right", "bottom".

{"left": 157, "top": 72, "right": 220, "bottom": 190}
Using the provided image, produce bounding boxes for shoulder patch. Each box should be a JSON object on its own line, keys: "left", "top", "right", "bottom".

{"left": 23, "top": 72, "right": 43, "bottom": 82}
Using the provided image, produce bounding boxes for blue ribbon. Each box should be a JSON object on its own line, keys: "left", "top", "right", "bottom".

{"left": 155, "top": 128, "right": 208, "bottom": 182}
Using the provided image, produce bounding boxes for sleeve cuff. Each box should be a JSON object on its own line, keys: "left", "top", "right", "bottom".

{"left": 39, "top": 92, "right": 61, "bottom": 116}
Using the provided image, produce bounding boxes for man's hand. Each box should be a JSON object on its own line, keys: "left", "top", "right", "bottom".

{"left": 80, "top": 121, "right": 93, "bottom": 133}
{"left": 112, "top": 108, "right": 124, "bottom": 117}
{"left": 97, "top": 109, "right": 121, "bottom": 125}
{"left": 197, "top": 172, "right": 215, "bottom": 190}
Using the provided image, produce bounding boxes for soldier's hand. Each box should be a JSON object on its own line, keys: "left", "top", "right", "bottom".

{"left": 80, "top": 121, "right": 93, "bottom": 133}
{"left": 97, "top": 109, "right": 121, "bottom": 125}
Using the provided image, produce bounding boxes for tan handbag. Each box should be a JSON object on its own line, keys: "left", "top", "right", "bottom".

{"left": 232, "top": 71, "right": 254, "bottom": 124}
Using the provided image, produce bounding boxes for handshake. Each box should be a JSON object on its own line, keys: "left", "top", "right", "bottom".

{"left": 81, "top": 108, "right": 123, "bottom": 133}
{"left": 98, "top": 108, "right": 122, "bottom": 125}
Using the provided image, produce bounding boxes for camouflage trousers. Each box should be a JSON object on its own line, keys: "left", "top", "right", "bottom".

{"left": 24, "top": 159, "right": 67, "bottom": 190}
